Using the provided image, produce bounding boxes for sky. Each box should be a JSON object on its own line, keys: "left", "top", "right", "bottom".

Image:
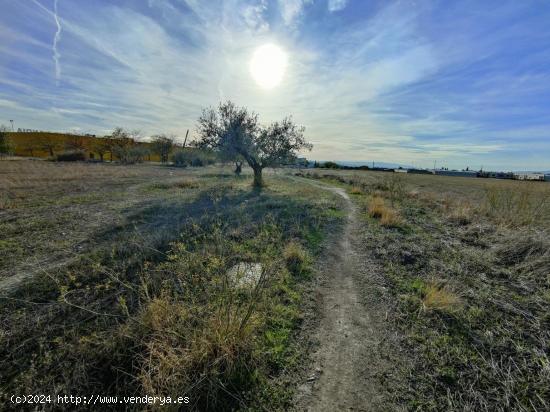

{"left": 1, "top": 0, "right": 549, "bottom": 170}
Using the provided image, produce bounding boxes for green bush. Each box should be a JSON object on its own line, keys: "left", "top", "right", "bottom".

{"left": 171, "top": 150, "right": 192, "bottom": 167}
{"left": 323, "top": 161, "right": 340, "bottom": 169}
{"left": 56, "top": 150, "right": 86, "bottom": 161}
{"left": 172, "top": 150, "right": 216, "bottom": 167}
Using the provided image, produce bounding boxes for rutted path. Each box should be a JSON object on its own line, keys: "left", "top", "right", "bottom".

{"left": 292, "top": 176, "right": 394, "bottom": 411}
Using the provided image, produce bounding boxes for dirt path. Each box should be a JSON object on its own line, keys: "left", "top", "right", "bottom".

{"left": 292, "top": 176, "right": 395, "bottom": 411}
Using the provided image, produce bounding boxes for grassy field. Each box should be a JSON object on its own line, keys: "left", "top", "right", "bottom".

{"left": 297, "top": 169, "right": 550, "bottom": 411}
{"left": 3, "top": 160, "right": 550, "bottom": 411}
{"left": 0, "top": 160, "right": 343, "bottom": 410}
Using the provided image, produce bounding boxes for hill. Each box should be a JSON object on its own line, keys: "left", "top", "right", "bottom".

{"left": 5, "top": 131, "right": 166, "bottom": 161}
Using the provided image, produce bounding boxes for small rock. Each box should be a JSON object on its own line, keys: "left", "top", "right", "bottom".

{"left": 226, "top": 262, "right": 263, "bottom": 288}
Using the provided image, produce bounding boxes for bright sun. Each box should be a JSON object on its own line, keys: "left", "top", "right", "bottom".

{"left": 249, "top": 44, "right": 288, "bottom": 89}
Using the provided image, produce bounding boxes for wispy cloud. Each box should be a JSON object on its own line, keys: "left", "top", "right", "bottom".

{"left": 278, "top": 0, "right": 312, "bottom": 26}
{"left": 242, "top": 0, "right": 269, "bottom": 32}
{"left": 1, "top": 0, "right": 549, "bottom": 170}
{"left": 52, "top": 0, "right": 62, "bottom": 84}
{"left": 328, "top": 0, "right": 348, "bottom": 12}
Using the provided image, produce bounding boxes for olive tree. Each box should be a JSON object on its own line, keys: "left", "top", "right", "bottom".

{"left": 93, "top": 137, "right": 111, "bottom": 162}
{"left": 110, "top": 127, "right": 134, "bottom": 163}
{"left": 197, "top": 101, "right": 311, "bottom": 187}
{"left": 0, "top": 125, "right": 12, "bottom": 156}
{"left": 151, "top": 134, "right": 174, "bottom": 163}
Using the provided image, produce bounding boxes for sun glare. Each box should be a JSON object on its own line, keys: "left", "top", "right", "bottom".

{"left": 249, "top": 43, "right": 288, "bottom": 89}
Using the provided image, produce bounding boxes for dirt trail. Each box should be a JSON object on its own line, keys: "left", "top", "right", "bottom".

{"left": 292, "top": 176, "right": 393, "bottom": 411}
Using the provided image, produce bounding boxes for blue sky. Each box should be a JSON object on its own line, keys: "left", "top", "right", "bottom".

{"left": 1, "top": 0, "right": 549, "bottom": 170}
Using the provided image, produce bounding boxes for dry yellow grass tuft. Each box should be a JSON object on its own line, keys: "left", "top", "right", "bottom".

{"left": 283, "top": 241, "right": 309, "bottom": 276}
{"left": 368, "top": 196, "right": 386, "bottom": 218}
{"left": 350, "top": 186, "right": 363, "bottom": 195}
{"left": 380, "top": 207, "right": 402, "bottom": 227}
{"left": 422, "top": 282, "right": 461, "bottom": 313}
{"left": 368, "top": 196, "right": 402, "bottom": 227}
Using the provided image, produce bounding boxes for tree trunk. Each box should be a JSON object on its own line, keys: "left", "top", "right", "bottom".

{"left": 234, "top": 161, "right": 242, "bottom": 176}
{"left": 253, "top": 166, "right": 263, "bottom": 188}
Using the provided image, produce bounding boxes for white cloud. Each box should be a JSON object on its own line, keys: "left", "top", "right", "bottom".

{"left": 328, "top": 0, "right": 347, "bottom": 12}
{"left": 242, "top": 0, "right": 269, "bottom": 32}
{"left": 278, "top": 0, "right": 312, "bottom": 26}
{"left": 4, "top": 1, "right": 546, "bottom": 169}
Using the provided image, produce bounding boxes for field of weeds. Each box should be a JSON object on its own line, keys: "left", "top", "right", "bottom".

{"left": 0, "top": 160, "right": 342, "bottom": 410}
{"left": 297, "top": 169, "right": 550, "bottom": 411}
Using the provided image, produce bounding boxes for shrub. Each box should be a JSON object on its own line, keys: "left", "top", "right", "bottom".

{"left": 171, "top": 150, "right": 191, "bottom": 167}
{"left": 127, "top": 146, "right": 149, "bottom": 163}
{"left": 56, "top": 150, "right": 86, "bottom": 161}
{"left": 322, "top": 161, "right": 340, "bottom": 169}
{"left": 172, "top": 150, "right": 216, "bottom": 168}
{"left": 191, "top": 157, "right": 204, "bottom": 167}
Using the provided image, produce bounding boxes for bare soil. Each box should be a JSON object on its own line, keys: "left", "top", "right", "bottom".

{"left": 293, "top": 177, "right": 403, "bottom": 411}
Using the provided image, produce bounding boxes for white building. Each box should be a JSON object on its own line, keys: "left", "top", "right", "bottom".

{"left": 514, "top": 173, "right": 545, "bottom": 181}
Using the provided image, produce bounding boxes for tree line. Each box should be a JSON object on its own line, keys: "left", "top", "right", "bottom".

{"left": 2, "top": 101, "right": 312, "bottom": 187}
{"left": 0, "top": 126, "right": 201, "bottom": 165}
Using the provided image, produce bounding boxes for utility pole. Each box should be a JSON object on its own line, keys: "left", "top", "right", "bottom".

{"left": 183, "top": 129, "right": 189, "bottom": 148}
{"left": 9, "top": 120, "right": 14, "bottom": 131}
{"left": 433, "top": 160, "right": 437, "bottom": 171}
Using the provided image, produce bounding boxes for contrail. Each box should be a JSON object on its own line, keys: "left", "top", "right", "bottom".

{"left": 52, "top": 0, "right": 62, "bottom": 85}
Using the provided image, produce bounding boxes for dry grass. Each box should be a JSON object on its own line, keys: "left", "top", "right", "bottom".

{"left": 349, "top": 186, "right": 363, "bottom": 195}
{"left": 0, "top": 160, "right": 209, "bottom": 281}
{"left": 421, "top": 282, "right": 461, "bottom": 313}
{"left": 380, "top": 207, "right": 402, "bottom": 227}
{"left": 368, "top": 196, "right": 402, "bottom": 227}
{"left": 482, "top": 183, "right": 550, "bottom": 227}
{"left": 295, "top": 168, "right": 550, "bottom": 410}
{"left": 368, "top": 196, "right": 386, "bottom": 218}
{"left": 447, "top": 202, "right": 473, "bottom": 225}
{"left": 381, "top": 174, "right": 407, "bottom": 202}
{"left": 283, "top": 241, "right": 310, "bottom": 277}
{"left": 1, "top": 162, "right": 339, "bottom": 410}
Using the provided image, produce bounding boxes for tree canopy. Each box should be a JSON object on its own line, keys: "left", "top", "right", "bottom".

{"left": 0, "top": 125, "right": 12, "bottom": 156}
{"left": 151, "top": 134, "right": 174, "bottom": 163}
{"left": 197, "top": 101, "right": 311, "bottom": 187}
